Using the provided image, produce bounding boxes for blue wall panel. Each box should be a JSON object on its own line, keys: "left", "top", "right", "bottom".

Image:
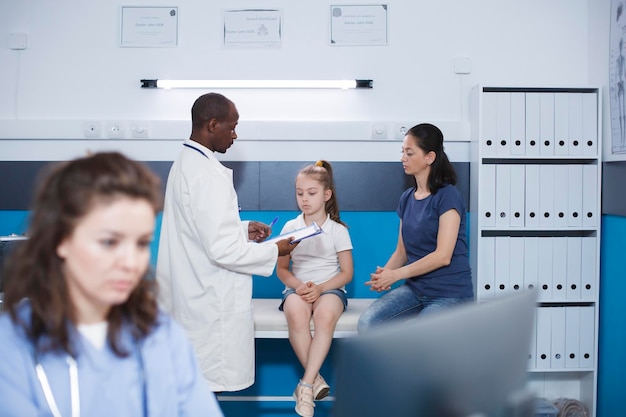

{"left": 0, "top": 211, "right": 29, "bottom": 236}
{"left": 245, "top": 211, "right": 399, "bottom": 299}
{"left": 597, "top": 215, "right": 626, "bottom": 417}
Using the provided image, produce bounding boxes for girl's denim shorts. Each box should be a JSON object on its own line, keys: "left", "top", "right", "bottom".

{"left": 279, "top": 288, "right": 347, "bottom": 312}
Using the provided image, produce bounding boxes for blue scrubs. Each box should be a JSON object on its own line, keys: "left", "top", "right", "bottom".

{"left": 0, "top": 303, "right": 223, "bottom": 417}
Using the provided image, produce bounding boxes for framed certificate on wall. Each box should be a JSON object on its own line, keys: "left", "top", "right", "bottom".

{"left": 330, "top": 4, "right": 388, "bottom": 46}
{"left": 120, "top": 6, "right": 178, "bottom": 48}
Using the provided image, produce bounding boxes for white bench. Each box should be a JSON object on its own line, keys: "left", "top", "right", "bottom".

{"left": 252, "top": 298, "right": 376, "bottom": 338}
{"left": 216, "top": 299, "right": 377, "bottom": 403}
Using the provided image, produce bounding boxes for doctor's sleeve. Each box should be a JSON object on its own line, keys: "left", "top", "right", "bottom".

{"left": 189, "top": 170, "right": 276, "bottom": 276}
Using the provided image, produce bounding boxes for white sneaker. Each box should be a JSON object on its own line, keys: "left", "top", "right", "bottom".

{"left": 293, "top": 382, "right": 315, "bottom": 417}
{"left": 313, "top": 374, "right": 330, "bottom": 400}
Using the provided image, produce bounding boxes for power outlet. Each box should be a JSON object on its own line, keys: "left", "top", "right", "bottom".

{"left": 394, "top": 123, "right": 412, "bottom": 140}
{"left": 83, "top": 121, "right": 101, "bottom": 139}
{"left": 371, "top": 123, "right": 387, "bottom": 140}
{"left": 106, "top": 121, "right": 126, "bottom": 139}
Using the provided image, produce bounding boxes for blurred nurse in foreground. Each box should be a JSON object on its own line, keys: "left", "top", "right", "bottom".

{"left": 0, "top": 152, "right": 223, "bottom": 417}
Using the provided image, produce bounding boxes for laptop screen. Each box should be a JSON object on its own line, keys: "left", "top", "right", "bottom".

{"left": 333, "top": 290, "right": 537, "bottom": 417}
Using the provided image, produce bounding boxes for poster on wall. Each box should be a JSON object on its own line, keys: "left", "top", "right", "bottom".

{"left": 223, "top": 9, "right": 282, "bottom": 49}
{"left": 610, "top": 0, "right": 626, "bottom": 155}
{"left": 330, "top": 4, "right": 388, "bottom": 46}
{"left": 120, "top": 6, "right": 178, "bottom": 47}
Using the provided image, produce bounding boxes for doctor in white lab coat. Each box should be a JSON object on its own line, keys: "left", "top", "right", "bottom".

{"left": 156, "top": 93, "right": 297, "bottom": 392}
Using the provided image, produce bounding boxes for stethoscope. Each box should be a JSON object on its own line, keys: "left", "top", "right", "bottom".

{"left": 183, "top": 142, "right": 209, "bottom": 159}
{"left": 183, "top": 142, "right": 241, "bottom": 212}
{"left": 35, "top": 356, "right": 79, "bottom": 417}
{"left": 34, "top": 339, "right": 147, "bottom": 417}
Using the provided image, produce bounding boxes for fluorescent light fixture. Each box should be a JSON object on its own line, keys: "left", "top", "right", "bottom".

{"left": 140, "top": 79, "right": 373, "bottom": 89}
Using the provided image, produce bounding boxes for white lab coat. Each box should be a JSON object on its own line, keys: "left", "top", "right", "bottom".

{"left": 156, "top": 140, "right": 278, "bottom": 392}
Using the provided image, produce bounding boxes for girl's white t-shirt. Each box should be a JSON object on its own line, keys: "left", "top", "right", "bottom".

{"left": 280, "top": 213, "right": 352, "bottom": 289}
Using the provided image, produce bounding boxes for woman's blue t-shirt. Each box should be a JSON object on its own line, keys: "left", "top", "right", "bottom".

{"left": 397, "top": 184, "right": 473, "bottom": 298}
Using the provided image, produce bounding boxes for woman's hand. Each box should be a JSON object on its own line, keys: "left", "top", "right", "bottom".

{"left": 365, "top": 266, "right": 398, "bottom": 292}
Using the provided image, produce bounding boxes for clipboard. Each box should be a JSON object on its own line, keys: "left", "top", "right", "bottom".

{"left": 262, "top": 222, "right": 322, "bottom": 245}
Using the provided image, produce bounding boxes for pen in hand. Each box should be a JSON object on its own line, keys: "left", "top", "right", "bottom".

{"left": 268, "top": 216, "right": 279, "bottom": 231}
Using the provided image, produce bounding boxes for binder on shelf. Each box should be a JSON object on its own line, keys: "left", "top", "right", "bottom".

{"left": 537, "top": 237, "right": 553, "bottom": 301}
{"left": 496, "top": 92, "right": 511, "bottom": 156}
{"left": 482, "top": 92, "right": 498, "bottom": 156}
{"left": 581, "top": 236, "right": 596, "bottom": 299}
{"left": 554, "top": 93, "right": 569, "bottom": 156}
{"left": 551, "top": 307, "right": 566, "bottom": 369}
{"left": 509, "top": 164, "right": 525, "bottom": 227}
{"left": 579, "top": 306, "right": 595, "bottom": 368}
{"left": 478, "top": 236, "right": 496, "bottom": 299}
{"left": 568, "top": 93, "right": 583, "bottom": 156}
{"left": 535, "top": 307, "right": 552, "bottom": 370}
{"left": 510, "top": 92, "right": 526, "bottom": 155}
{"left": 495, "top": 165, "right": 511, "bottom": 228}
{"left": 509, "top": 237, "right": 524, "bottom": 292}
{"left": 528, "top": 310, "right": 537, "bottom": 368}
{"left": 523, "top": 237, "right": 539, "bottom": 292}
{"left": 494, "top": 236, "right": 510, "bottom": 296}
{"left": 567, "top": 165, "right": 583, "bottom": 227}
{"left": 582, "top": 164, "right": 597, "bottom": 227}
{"left": 539, "top": 164, "right": 555, "bottom": 228}
{"left": 540, "top": 93, "right": 555, "bottom": 156}
{"left": 565, "top": 306, "right": 581, "bottom": 368}
{"left": 566, "top": 237, "right": 582, "bottom": 300}
{"left": 525, "top": 92, "right": 541, "bottom": 156}
{"left": 582, "top": 92, "right": 598, "bottom": 156}
{"left": 480, "top": 164, "right": 496, "bottom": 227}
{"left": 525, "top": 164, "right": 540, "bottom": 228}
{"left": 553, "top": 165, "right": 569, "bottom": 228}
{"left": 263, "top": 222, "right": 322, "bottom": 245}
{"left": 551, "top": 237, "right": 567, "bottom": 300}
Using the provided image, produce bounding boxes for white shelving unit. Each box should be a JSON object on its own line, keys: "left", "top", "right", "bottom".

{"left": 469, "top": 86, "right": 601, "bottom": 416}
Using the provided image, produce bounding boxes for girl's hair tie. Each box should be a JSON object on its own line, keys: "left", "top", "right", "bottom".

{"left": 315, "top": 160, "right": 324, "bottom": 167}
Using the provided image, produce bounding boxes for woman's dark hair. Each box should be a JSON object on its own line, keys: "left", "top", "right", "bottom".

{"left": 298, "top": 160, "right": 347, "bottom": 227}
{"left": 406, "top": 123, "right": 457, "bottom": 193}
{"left": 4, "top": 152, "right": 163, "bottom": 357}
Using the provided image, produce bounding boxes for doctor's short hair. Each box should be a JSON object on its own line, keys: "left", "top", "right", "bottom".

{"left": 4, "top": 151, "right": 162, "bottom": 357}
{"left": 191, "top": 92, "right": 235, "bottom": 129}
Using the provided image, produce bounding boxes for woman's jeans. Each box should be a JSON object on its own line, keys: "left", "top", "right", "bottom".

{"left": 357, "top": 284, "right": 473, "bottom": 333}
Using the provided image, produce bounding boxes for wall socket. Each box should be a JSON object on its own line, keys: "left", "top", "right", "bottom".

{"left": 83, "top": 121, "right": 101, "bottom": 139}
{"left": 105, "top": 121, "right": 125, "bottom": 139}
{"left": 394, "top": 123, "right": 411, "bottom": 140}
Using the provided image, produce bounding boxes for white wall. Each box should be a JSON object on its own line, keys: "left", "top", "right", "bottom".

{"left": 0, "top": 0, "right": 610, "bottom": 161}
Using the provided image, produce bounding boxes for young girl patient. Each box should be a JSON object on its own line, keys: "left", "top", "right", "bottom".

{"left": 276, "top": 160, "right": 354, "bottom": 417}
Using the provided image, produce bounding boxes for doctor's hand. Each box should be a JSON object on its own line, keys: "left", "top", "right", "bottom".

{"left": 248, "top": 221, "right": 271, "bottom": 242}
{"left": 276, "top": 237, "right": 299, "bottom": 256}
